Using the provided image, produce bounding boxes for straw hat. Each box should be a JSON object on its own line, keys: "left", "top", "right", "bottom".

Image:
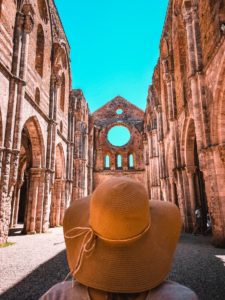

{"left": 63, "top": 177, "right": 181, "bottom": 293}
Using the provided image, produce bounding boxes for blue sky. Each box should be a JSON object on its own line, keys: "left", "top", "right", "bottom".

{"left": 55, "top": 0, "right": 168, "bottom": 113}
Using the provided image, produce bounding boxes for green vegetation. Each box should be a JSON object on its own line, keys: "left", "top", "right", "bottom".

{"left": 0, "top": 242, "right": 15, "bottom": 248}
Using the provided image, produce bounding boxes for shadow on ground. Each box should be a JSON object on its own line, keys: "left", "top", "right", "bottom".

{"left": 1, "top": 250, "right": 69, "bottom": 300}
{"left": 1, "top": 234, "right": 225, "bottom": 300}
{"left": 169, "top": 234, "right": 225, "bottom": 300}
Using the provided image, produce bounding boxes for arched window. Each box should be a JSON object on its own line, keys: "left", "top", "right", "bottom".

{"left": 152, "top": 117, "right": 157, "bottom": 130}
{"left": 128, "top": 154, "right": 134, "bottom": 169}
{"left": 35, "top": 24, "right": 45, "bottom": 77}
{"left": 60, "top": 73, "right": 65, "bottom": 111}
{"left": 38, "top": 0, "right": 49, "bottom": 24}
{"left": 60, "top": 121, "right": 63, "bottom": 133}
{"left": 0, "top": 0, "right": 3, "bottom": 17}
{"left": 35, "top": 88, "right": 40, "bottom": 104}
{"left": 104, "top": 155, "right": 110, "bottom": 169}
{"left": 116, "top": 154, "right": 122, "bottom": 169}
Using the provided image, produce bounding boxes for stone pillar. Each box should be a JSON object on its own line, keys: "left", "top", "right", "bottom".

{"left": 10, "top": 178, "right": 23, "bottom": 228}
{"left": 60, "top": 180, "right": 66, "bottom": 225}
{"left": 170, "top": 179, "right": 176, "bottom": 205}
{"left": 55, "top": 179, "right": 62, "bottom": 226}
{"left": 42, "top": 171, "right": 51, "bottom": 232}
{"left": 162, "top": 59, "right": 177, "bottom": 122}
{"left": 42, "top": 74, "right": 60, "bottom": 232}
{"left": 87, "top": 125, "right": 94, "bottom": 195}
{"left": 21, "top": 172, "right": 29, "bottom": 234}
{"left": 186, "top": 166, "right": 197, "bottom": 225}
{"left": 35, "top": 169, "right": 45, "bottom": 233}
{"left": 25, "top": 168, "right": 41, "bottom": 234}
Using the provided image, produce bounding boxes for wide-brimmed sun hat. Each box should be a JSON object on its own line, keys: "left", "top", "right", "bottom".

{"left": 63, "top": 177, "right": 181, "bottom": 293}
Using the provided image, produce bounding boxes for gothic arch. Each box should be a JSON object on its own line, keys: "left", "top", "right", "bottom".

{"left": 184, "top": 118, "right": 196, "bottom": 167}
{"left": 35, "top": 87, "right": 40, "bottom": 105}
{"left": 22, "top": 116, "right": 45, "bottom": 168}
{"left": 52, "top": 43, "right": 68, "bottom": 71}
{"left": 10, "top": 117, "right": 45, "bottom": 233}
{"left": 210, "top": 54, "right": 225, "bottom": 144}
{"left": 184, "top": 118, "right": 208, "bottom": 227}
{"left": 37, "top": 0, "right": 49, "bottom": 24}
{"left": 104, "top": 154, "right": 110, "bottom": 169}
{"left": 128, "top": 153, "right": 134, "bottom": 169}
{"left": 0, "top": 0, "right": 3, "bottom": 17}
{"left": 55, "top": 143, "right": 65, "bottom": 179}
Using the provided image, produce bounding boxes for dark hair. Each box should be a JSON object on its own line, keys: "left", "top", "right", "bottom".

{"left": 107, "top": 293, "right": 141, "bottom": 300}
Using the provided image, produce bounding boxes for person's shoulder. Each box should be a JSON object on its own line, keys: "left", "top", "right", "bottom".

{"left": 39, "top": 281, "right": 87, "bottom": 300}
{"left": 149, "top": 280, "right": 198, "bottom": 300}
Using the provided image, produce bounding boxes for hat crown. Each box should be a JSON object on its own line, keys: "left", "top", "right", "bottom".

{"left": 90, "top": 178, "right": 150, "bottom": 240}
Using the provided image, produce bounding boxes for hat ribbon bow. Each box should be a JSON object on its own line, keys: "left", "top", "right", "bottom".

{"left": 65, "top": 226, "right": 96, "bottom": 276}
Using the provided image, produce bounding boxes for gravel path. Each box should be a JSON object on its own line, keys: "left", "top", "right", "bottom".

{"left": 1, "top": 228, "right": 225, "bottom": 300}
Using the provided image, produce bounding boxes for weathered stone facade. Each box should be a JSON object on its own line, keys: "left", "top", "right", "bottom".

{"left": 1, "top": 0, "right": 225, "bottom": 247}
{"left": 91, "top": 96, "right": 145, "bottom": 188}
{"left": 144, "top": 0, "right": 225, "bottom": 246}
{"left": 0, "top": 0, "right": 90, "bottom": 243}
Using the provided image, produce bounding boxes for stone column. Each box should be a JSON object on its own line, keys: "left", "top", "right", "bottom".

{"left": 25, "top": 168, "right": 41, "bottom": 234}
{"left": 186, "top": 166, "right": 197, "bottom": 224}
{"left": 65, "top": 106, "right": 74, "bottom": 207}
{"left": 10, "top": 177, "right": 23, "bottom": 228}
{"left": 169, "top": 179, "right": 176, "bottom": 205}
{"left": 60, "top": 180, "right": 66, "bottom": 225}
{"left": 22, "top": 172, "right": 29, "bottom": 234}
{"left": 35, "top": 169, "right": 45, "bottom": 233}
{"left": 42, "top": 74, "right": 60, "bottom": 232}
{"left": 162, "top": 59, "right": 177, "bottom": 122}
{"left": 42, "top": 171, "right": 51, "bottom": 232}
{"left": 54, "top": 179, "right": 62, "bottom": 227}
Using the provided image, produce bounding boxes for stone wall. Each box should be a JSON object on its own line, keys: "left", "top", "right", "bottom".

{"left": 0, "top": 0, "right": 74, "bottom": 244}
{"left": 1, "top": 0, "right": 225, "bottom": 248}
{"left": 92, "top": 96, "right": 146, "bottom": 189}
{"left": 145, "top": 0, "right": 225, "bottom": 246}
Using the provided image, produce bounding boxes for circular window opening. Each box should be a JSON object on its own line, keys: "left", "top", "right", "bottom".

{"left": 107, "top": 125, "right": 131, "bottom": 147}
{"left": 116, "top": 108, "right": 123, "bottom": 115}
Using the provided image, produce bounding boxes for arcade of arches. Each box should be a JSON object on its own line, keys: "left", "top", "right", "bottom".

{"left": 1, "top": 0, "right": 225, "bottom": 247}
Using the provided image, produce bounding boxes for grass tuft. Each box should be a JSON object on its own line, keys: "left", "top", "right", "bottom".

{"left": 0, "top": 242, "right": 15, "bottom": 248}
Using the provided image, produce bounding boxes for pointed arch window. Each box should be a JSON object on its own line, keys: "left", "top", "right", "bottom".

{"left": 35, "top": 24, "right": 45, "bottom": 77}
{"left": 128, "top": 154, "right": 134, "bottom": 169}
{"left": 104, "top": 155, "right": 110, "bottom": 169}
{"left": 38, "top": 0, "right": 49, "bottom": 24}
{"left": 60, "top": 73, "right": 65, "bottom": 111}
{"left": 116, "top": 154, "right": 122, "bottom": 169}
{"left": 0, "top": 0, "right": 3, "bottom": 17}
{"left": 35, "top": 88, "right": 40, "bottom": 105}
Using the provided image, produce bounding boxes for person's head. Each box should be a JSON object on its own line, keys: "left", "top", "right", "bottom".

{"left": 63, "top": 177, "right": 181, "bottom": 296}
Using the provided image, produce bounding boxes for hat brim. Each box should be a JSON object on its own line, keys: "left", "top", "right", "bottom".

{"left": 63, "top": 196, "right": 181, "bottom": 293}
